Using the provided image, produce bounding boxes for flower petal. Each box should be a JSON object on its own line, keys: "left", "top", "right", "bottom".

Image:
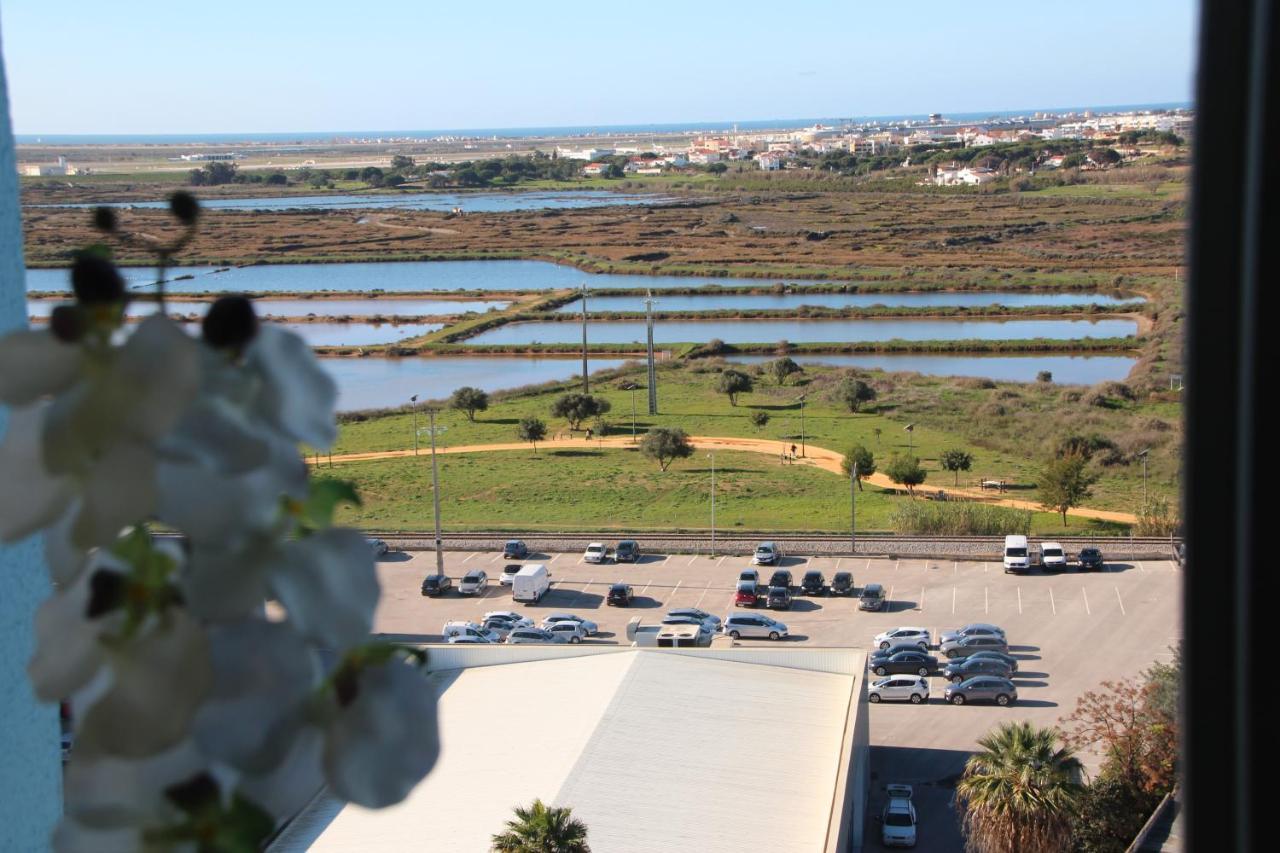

{"left": 72, "top": 440, "right": 157, "bottom": 549}
{"left": 238, "top": 725, "right": 325, "bottom": 821}
{"left": 61, "top": 738, "right": 203, "bottom": 829}
{"left": 114, "top": 315, "right": 201, "bottom": 442}
{"left": 28, "top": 563, "right": 126, "bottom": 702}
{"left": 0, "top": 403, "right": 74, "bottom": 543}
{"left": 161, "top": 394, "right": 270, "bottom": 474}
{"left": 323, "top": 658, "right": 438, "bottom": 808}
{"left": 0, "top": 328, "right": 83, "bottom": 405}
{"left": 42, "top": 504, "right": 89, "bottom": 584}
{"left": 179, "top": 545, "right": 272, "bottom": 621}
{"left": 271, "top": 529, "right": 379, "bottom": 649}
{"left": 247, "top": 325, "right": 337, "bottom": 449}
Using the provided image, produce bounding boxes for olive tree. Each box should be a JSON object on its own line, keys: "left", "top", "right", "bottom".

{"left": 640, "top": 427, "right": 694, "bottom": 471}
{"left": 550, "top": 393, "right": 610, "bottom": 430}
{"left": 940, "top": 449, "right": 974, "bottom": 486}
{"left": 885, "top": 453, "right": 927, "bottom": 496}
{"left": 767, "top": 356, "right": 802, "bottom": 386}
{"left": 715, "top": 369, "right": 753, "bottom": 406}
{"left": 834, "top": 374, "right": 877, "bottom": 412}
{"left": 517, "top": 417, "right": 547, "bottom": 454}
{"left": 448, "top": 386, "right": 489, "bottom": 422}
{"left": 1038, "top": 454, "right": 1100, "bottom": 526}
{"left": 841, "top": 445, "right": 877, "bottom": 491}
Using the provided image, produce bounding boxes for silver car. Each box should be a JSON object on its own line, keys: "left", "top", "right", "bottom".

{"left": 873, "top": 627, "right": 932, "bottom": 651}
{"left": 944, "top": 676, "right": 1018, "bottom": 706}
{"left": 541, "top": 613, "right": 599, "bottom": 635}
{"left": 941, "top": 634, "right": 1009, "bottom": 659}
{"left": 666, "top": 608, "right": 722, "bottom": 632}
{"left": 939, "top": 623, "right": 1006, "bottom": 646}
{"left": 868, "top": 677, "right": 930, "bottom": 704}
{"left": 458, "top": 570, "right": 488, "bottom": 595}
{"left": 723, "top": 614, "right": 789, "bottom": 640}
{"left": 544, "top": 622, "right": 589, "bottom": 643}
{"left": 505, "top": 628, "right": 562, "bottom": 645}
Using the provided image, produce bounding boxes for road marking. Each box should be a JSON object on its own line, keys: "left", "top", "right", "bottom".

{"left": 1082, "top": 587, "right": 1092, "bottom": 615}
{"left": 694, "top": 580, "right": 714, "bottom": 608}
{"left": 1137, "top": 560, "right": 1147, "bottom": 574}
{"left": 894, "top": 560, "right": 901, "bottom": 572}
{"left": 953, "top": 561, "right": 958, "bottom": 575}
{"left": 687, "top": 555, "right": 698, "bottom": 566}
{"left": 1017, "top": 586, "right": 1023, "bottom": 614}
{"left": 835, "top": 558, "right": 843, "bottom": 571}
{"left": 549, "top": 553, "right": 561, "bottom": 563}
{"left": 887, "top": 585, "right": 895, "bottom": 604}
{"left": 1049, "top": 588, "right": 1057, "bottom": 615}
{"left": 715, "top": 556, "right": 727, "bottom": 568}
{"left": 640, "top": 579, "right": 653, "bottom": 596}
{"left": 569, "top": 579, "right": 594, "bottom": 607}
{"left": 919, "top": 586, "right": 926, "bottom": 611}
{"left": 670, "top": 580, "right": 682, "bottom": 599}
{"left": 656, "top": 554, "right": 670, "bottom": 565}
{"left": 1115, "top": 586, "right": 1126, "bottom": 616}
{"left": 984, "top": 586, "right": 989, "bottom": 613}
{"left": 865, "top": 559, "right": 872, "bottom": 573}
{"left": 952, "top": 586, "right": 957, "bottom": 614}
{"left": 461, "top": 552, "right": 477, "bottom": 563}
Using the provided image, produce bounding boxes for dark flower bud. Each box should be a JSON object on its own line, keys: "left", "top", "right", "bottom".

{"left": 85, "top": 569, "right": 127, "bottom": 619}
{"left": 169, "top": 191, "right": 200, "bottom": 225}
{"left": 202, "top": 295, "right": 258, "bottom": 349}
{"left": 91, "top": 206, "right": 117, "bottom": 232}
{"left": 70, "top": 253, "right": 125, "bottom": 304}
{"left": 49, "top": 305, "right": 86, "bottom": 343}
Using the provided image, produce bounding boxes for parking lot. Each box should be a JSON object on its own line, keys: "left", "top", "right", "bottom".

{"left": 373, "top": 545, "right": 1181, "bottom": 850}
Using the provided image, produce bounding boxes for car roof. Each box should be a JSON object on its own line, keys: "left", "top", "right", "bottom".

{"left": 863, "top": 583, "right": 884, "bottom": 592}
{"left": 803, "top": 570, "right": 823, "bottom": 577}
{"left": 1041, "top": 541, "right": 1064, "bottom": 548}
{"left": 609, "top": 582, "right": 630, "bottom": 590}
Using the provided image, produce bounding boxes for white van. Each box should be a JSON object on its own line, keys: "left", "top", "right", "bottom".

{"left": 441, "top": 621, "right": 499, "bottom": 643}
{"left": 512, "top": 564, "right": 551, "bottom": 603}
{"left": 1003, "top": 535, "right": 1029, "bottom": 574}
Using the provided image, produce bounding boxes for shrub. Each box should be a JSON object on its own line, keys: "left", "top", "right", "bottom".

{"left": 891, "top": 502, "right": 1032, "bottom": 535}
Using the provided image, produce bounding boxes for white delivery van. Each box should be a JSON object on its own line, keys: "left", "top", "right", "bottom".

{"left": 512, "top": 564, "right": 551, "bottom": 603}
{"left": 1003, "top": 535, "right": 1029, "bottom": 574}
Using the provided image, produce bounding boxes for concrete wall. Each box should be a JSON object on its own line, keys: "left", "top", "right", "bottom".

{"left": 0, "top": 27, "right": 63, "bottom": 849}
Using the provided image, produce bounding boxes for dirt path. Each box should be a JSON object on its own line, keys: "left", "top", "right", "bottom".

{"left": 315, "top": 434, "right": 1137, "bottom": 524}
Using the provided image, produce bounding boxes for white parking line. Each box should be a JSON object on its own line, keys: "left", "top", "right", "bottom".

{"left": 835, "top": 558, "right": 843, "bottom": 571}
{"left": 1115, "top": 586, "right": 1127, "bottom": 616}
{"left": 984, "top": 586, "right": 989, "bottom": 614}
{"left": 1017, "top": 586, "right": 1023, "bottom": 614}
{"left": 887, "top": 585, "right": 895, "bottom": 604}
{"left": 894, "top": 560, "right": 901, "bottom": 572}
{"left": 918, "top": 586, "right": 926, "bottom": 611}
{"left": 656, "top": 554, "right": 670, "bottom": 565}
{"left": 694, "top": 580, "right": 714, "bottom": 608}
{"left": 1049, "top": 588, "right": 1057, "bottom": 615}
{"left": 670, "top": 580, "right": 682, "bottom": 601}
{"left": 549, "top": 553, "right": 561, "bottom": 563}
{"left": 569, "top": 579, "right": 594, "bottom": 607}
{"left": 1082, "top": 588, "right": 1092, "bottom": 615}
{"left": 686, "top": 555, "right": 698, "bottom": 566}
{"left": 865, "top": 559, "right": 872, "bottom": 573}
{"left": 953, "top": 561, "right": 958, "bottom": 575}
{"left": 461, "top": 552, "right": 477, "bottom": 563}
{"left": 715, "top": 556, "right": 727, "bottom": 568}
{"left": 951, "top": 586, "right": 957, "bottom": 614}
{"left": 640, "top": 579, "right": 653, "bottom": 596}
{"left": 1137, "top": 561, "right": 1147, "bottom": 574}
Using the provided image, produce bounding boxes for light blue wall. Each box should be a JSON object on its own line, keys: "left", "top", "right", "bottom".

{"left": 0, "top": 26, "right": 63, "bottom": 850}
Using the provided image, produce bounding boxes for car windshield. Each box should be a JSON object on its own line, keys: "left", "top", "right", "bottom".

{"left": 885, "top": 813, "right": 914, "bottom": 827}
{"left": 506, "top": 541, "right": 520, "bottom": 549}
{"left": 1082, "top": 549, "right": 1099, "bottom": 557}
{"left": 1007, "top": 547, "right": 1027, "bottom": 557}
{"left": 464, "top": 573, "right": 481, "bottom": 583}
{"left": 424, "top": 577, "right": 439, "bottom": 587}
{"left": 611, "top": 585, "right": 626, "bottom": 592}
{"left": 1044, "top": 548, "right": 1063, "bottom": 557}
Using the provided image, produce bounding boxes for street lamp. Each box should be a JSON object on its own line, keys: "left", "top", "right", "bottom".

{"left": 797, "top": 394, "right": 807, "bottom": 458}
{"left": 423, "top": 409, "right": 448, "bottom": 576}
{"left": 850, "top": 460, "right": 858, "bottom": 552}
{"left": 624, "top": 382, "right": 638, "bottom": 442}
{"left": 1137, "top": 448, "right": 1151, "bottom": 512}
{"left": 580, "top": 283, "right": 589, "bottom": 393}
{"left": 904, "top": 423, "right": 916, "bottom": 453}
{"left": 409, "top": 394, "right": 419, "bottom": 456}
{"left": 708, "top": 451, "right": 716, "bottom": 557}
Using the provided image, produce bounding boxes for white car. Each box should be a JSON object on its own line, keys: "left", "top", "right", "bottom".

{"left": 583, "top": 543, "right": 609, "bottom": 564}
{"left": 738, "top": 568, "right": 760, "bottom": 585}
{"left": 368, "top": 538, "right": 389, "bottom": 557}
{"left": 446, "top": 635, "right": 494, "bottom": 644}
{"left": 458, "top": 570, "right": 488, "bottom": 595}
{"left": 498, "top": 564, "right": 523, "bottom": 586}
{"left": 723, "top": 613, "right": 788, "bottom": 640}
{"left": 881, "top": 784, "right": 918, "bottom": 848}
{"left": 1040, "top": 541, "right": 1068, "bottom": 571}
{"left": 874, "top": 627, "right": 932, "bottom": 651}
{"left": 505, "top": 627, "right": 561, "bottom": 645}
{"left": 541, "top": 613, "right": 599, "bottom": 636}
{"left": 441, "top": 621, "right": 500, "bottom": 643}
{"left": 544, "top": 622, "right": 588, "bottom": 643}
{"left": 868, "top": 677, "right": 929, "bottom": 705}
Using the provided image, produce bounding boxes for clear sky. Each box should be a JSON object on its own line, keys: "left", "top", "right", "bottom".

{"left": 0, "top": 0, "right": 1198, "bottom": 134}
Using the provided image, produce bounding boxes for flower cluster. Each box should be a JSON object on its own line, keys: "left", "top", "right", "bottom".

{"left": 0, "top": 196, "right": 438, "bottom": 851}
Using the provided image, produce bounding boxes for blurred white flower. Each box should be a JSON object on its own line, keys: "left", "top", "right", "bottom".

{"left": 271, "top": 529, "right": 380, "bottom": 649}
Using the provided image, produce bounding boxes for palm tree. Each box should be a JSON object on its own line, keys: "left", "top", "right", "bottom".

{"left": 955, "top": 721, "right": 1084, "bottom": 853}
{"left": 491, "top": 799, "right": 590, "bottom": 853}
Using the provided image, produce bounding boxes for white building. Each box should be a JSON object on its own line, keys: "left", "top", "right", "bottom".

{"left": 934, "top": 165, "right": 999, "bottom": 186}
{"left": 756, "top": 150, "right": 787, "bottom": 171}
{"left": 21, "top": 155, "right": 73, "bottom": 176}
{"left": 557, "top": 147, "right": 613, "bottom": 161}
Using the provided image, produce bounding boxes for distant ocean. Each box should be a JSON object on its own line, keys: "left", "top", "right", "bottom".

{"left": 15, "top": 102, "right": 1191, "bottom": 146}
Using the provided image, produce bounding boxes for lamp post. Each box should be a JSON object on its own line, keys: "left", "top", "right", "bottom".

{"left": 708, "top": 451, "right": 716, "bottom": 557}
{"left": 579, "top": 283, "right": 590, "bottom": 393}
{"left": 1138, "top": 448, "right": 1151, "bottom": 513}
{"left": 626, "top": 382, "right": 637, "bottom": 442}
{"left": 426, "top": 409, "right": 447, "bottom": 575}
{"left": 409, "top": 394, "right": 419, "bottom": 456}
{"left": 851, "top": 460, "right": 858, "bottom": 553}
{"left": 905, "top": 423, "right": 915, "bottom": 453}
{"left": 797, "top": 394, "right": 807, "bottom": 458}
{"left": 644, "top": 290, "right": 658, "bottom": 414}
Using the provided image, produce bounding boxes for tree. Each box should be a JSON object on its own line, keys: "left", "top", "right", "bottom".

{"left": 955, "top": 721, "right": 1083, "bottom": 853}
{"left": 639, "top": 427, "right": 694, "bottom": 471}
{"left": 491, "top": 799, "right": 590, "bottom": 853}
{"left": 1059, "top": 676, "right": 1179, "bottom": 795}
{"left": 449, "top": 386, "right": 489, "bottom": 422}
{"left": 841, "top": 445, "right": 876, "bottom": 490}
{"left": 834, "top": 374, "right": 877, "bottom": 412}
{"left": 390, "top": 154, "right": 415, "bottom": 171}
{"left": 518, "top": 417, "right": 547, "bottom": 455}
{"left": 1037, "top": 455, "right": 1099, "bottom": 525}
{"left": 1037, "top": 370, "right": 1054, "bottom": 383}
{"left": 1071, "top": 776, "right": 1162, "bottom": 853}
{"left": 715, "top": 369, "right": 753, "bottom": 406}
{"left": 940, "top": 449, "right": 974, "bottom": 486}
{"left": 767, "top": 356, "right": 802, "bottom": 386}
{"left": 750, "top": 411, "right": 770, "bottom": 431}
{"left": 885, "top": 453, "right": 927, "bottom": 496}
{"left": 550, "top": 393, "right": 610, "bottom": 430}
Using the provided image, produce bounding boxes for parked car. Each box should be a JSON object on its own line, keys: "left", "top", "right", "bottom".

{"left": 503, "top": 540, "right": 529, "bottom": 560}
{"left": 768, "top": 569, "right": 794, "bottom": 590}
{"left": 666, "top": 608, "right": 721, "bottom": 632}
{"left": 614, "top": 540, "right": 640, "bottom": 562}
{"left": 446, "top": 635, "right": 494, "bottom": 644}
{"left": 420, "top": 574, "right": 451, "bottom": 597}
{"left": 752, "top": 542, "right": 782, "bottom": 565}
{"left": 831, "top": 571, "right": 854, "bottom": 595}
{"left": 872, "top": 644, "right": 932, "bottom": 661}
{"left": 859, "top": 583, "right": 887, "bottom": 611}
{"left": 800, "top": 570, "right": 828, "bottom": 596}
{"left": 766, "top": 586, "right": 793, "bottom": 610}
{"left": 869, "top": 677, "right": 930, "bottom": 705}
{"left": 541, "top": 613, "right": 599, "bottom": 635}
{"left": 544, "top": 621, "right": 589, "bottom": 643}
{"left": 1078, "top": 547, "right": 1106, "bottom": 571}
{"left": 498, "top": 563, "right": 523, "bottom": 586}
{"left": 965, "top": 650, "right": 1019, "bottom": 673}
{"left": 607, "top": 583, "right": 634, "bottom": 606}
{"left": 939, "top": 623, "right": 1006, "bottom": 646}
{"left": 943, "top": 656, "right": 1014, "bottom": 684}
{"left": 480, "top": 618, "right": 517, "bottom": 640}
{"left": 505, "top": 628, "right": 560, "bottom": 645}
{"left": 441, "top": 621, "right": 499, "bottom": 643}
{"left": 723, "top": 613, "right": 789, "bottom": 640}
{"left": 940, "top": 635, "right": 1010, "bottom": 660}
{"left": 458, "top": 570, "right": 488, "bottom": 595}
{"left": 869, "top": 650, "right": 937, "bottom": 678}
{"left": 735, "top": 581, "right": 760, "bottom": 607}
{"left": 483, "top": 610, "right": 533, "bottom": 628}
{"left": 1003, "top": 535, "right": 1030, "bottom": 574}
{"left": 1040, "top": 541, "right": 1068, "bottom": 571}
{"left": 881, "top": 784, "right": 918, "bottom": 848}
{"left": 583, "top": 542, "right": 609, "bottom": 564}
{"left": 874, "top": 627, "right": 932, "bottom": 651}
{"left": 944, "top": 676, "right": 1018, "bottom": 706}
{"left": 739, "top": 568, "right": 761, "bottom": 585}
{"left": 368, "top": 538, "right": 389, "bottom": 557}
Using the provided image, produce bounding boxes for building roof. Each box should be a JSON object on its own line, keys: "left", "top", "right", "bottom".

{"left": 269, "top": 647, "right": 864, "bottom": 853}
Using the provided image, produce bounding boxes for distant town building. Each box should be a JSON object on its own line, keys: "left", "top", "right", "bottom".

{"left": 22, "top": 155, "right": 76, "bottom": 176}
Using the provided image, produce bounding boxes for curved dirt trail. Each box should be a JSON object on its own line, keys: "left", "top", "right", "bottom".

{"left": 315, "top": 434, "right": 1137, "bottom": 524}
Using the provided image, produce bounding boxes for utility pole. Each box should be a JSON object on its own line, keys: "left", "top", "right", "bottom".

{"left": 627, "top": 382, "right": 637, "bottom": 442}
{"left": 798, "top": 394, "right": 807, "bottom": 458}
{"left": 580, "top": 283, "right": 589, "bottom": 393}
{"left": 708, "top": 451, "right": 716, "bottom": 557}
{"left": 410, "top": 394, "right": 419, "bottom": 456}
{"left": 1138, "top": 448, "right": 1150, "bottom": 513}
{"left": 644, "top": 289, "right": 658, "bottom": 414}
{"left": 905, "top": 423, "right": 915, "bottom": 453}
{"left": 428, "top": 409, "right": 446, "bottom": 576}
{"left": 851, "top": 461, "right": 858, "bottom": 553}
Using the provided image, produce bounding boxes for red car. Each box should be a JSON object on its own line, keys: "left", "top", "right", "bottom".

{"left": 735, "top": 581, "right": 759, "bottom": 607}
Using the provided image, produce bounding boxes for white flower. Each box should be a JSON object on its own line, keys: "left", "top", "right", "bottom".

{"left": 245, "top": 325, "right": 338, "bottom": 450}
{"left": 0, "top": 327, "right": 84, "bottom": 405}
{"left": 0, "top": 403, "right": 76, "bottom": 543}
{"left": 322, "top": 656, "right": 438, "bottom": 808}
{"left": 270, "top": 528, "right": 380, "bottom": 650}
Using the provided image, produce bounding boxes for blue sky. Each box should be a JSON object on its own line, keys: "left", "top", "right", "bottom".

{"left": 1, "top": 0, "right": 1198, "bottom": 134}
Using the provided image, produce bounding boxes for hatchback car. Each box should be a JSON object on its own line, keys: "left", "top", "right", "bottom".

{"left": 723, "top": 614, "right": 789, "bottom": 640}
{"left": 766, "top": 586, "right": 793, "bottom": 610}
{"left": 944, "top": 676, "right": 1018, "bottom": 706}
{"left": 420, "top": 574, "right": 452, "bottom": 597}
{"left": 768, "top": 569, "right": 794, "bottom": 590}
{"left": 739, "top": 568, "right": 760, "bottom": 585}
{"left": 667, "top": 608, "right": 721, "bottom": 632}
{"left": 583, "top": 542, "right": 609, "bottom": 564}
{"left": 869, "top": 677, "right": 929, "bottom": 705}
{"left": 870, "top": 651, "right": 937, "bottom": 678}
{"left": 498, "top": 564, "right": 523, "bottom": 586}
{"left": 939, "top": 623, "right": 1006, "bottom": 646}
{"left": 458, "top": 570, "right": 488, "bottom": 595}
{"left": 943, "top": 656, "right": 1014, "bottom": 684}
{"left": 874, "top": 627, "right": 932, "bottom": 651}
{"left": 1078, "top": 547, "right": 1105, "bottom": 571}
{"left": 541, "top": 613, "right": 599, "bottom": 635}
{"left": 502, "top": 540, "right": 529, "bottom": 559}
{"left": 831, "top": 571, "right": 854, "bottom": 595}
{"left": 800, "top": 570, "right": 828, "bottom": 596}
{"left": 941, "top": 635, "right": 1010, "bottom": 659}
{"left": 544, "top": 622, "right": 588, "bottom": 643}
{"left": 734, "top": 581, "right": 760, "bottom": 607}
{"left": 505, "top": 628, "right": 560, "bottom": 645}
{"left": 368, "top": 538, "right": 389, "bottom": 557}
{"left": 965, "top": 650, "right": 1019, "bottom": 673}
{"left": 614, "top": 540, "right": 640, "bottom": 562}
{"left": 607, "top": 583, "right": 634, "bottom": 606}
{"left": 859, "top": 583, "right": 887, "bottom": 611}
{"left": 483, "top": 610, "right": 533, "bottom": 628}
{"left": 752, "top": 542, "right": 782, "bottom": 565}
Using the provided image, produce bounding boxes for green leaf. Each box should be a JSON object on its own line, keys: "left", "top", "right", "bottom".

{"left": 300, "top": 478, "right": 362, "bottom": 529}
